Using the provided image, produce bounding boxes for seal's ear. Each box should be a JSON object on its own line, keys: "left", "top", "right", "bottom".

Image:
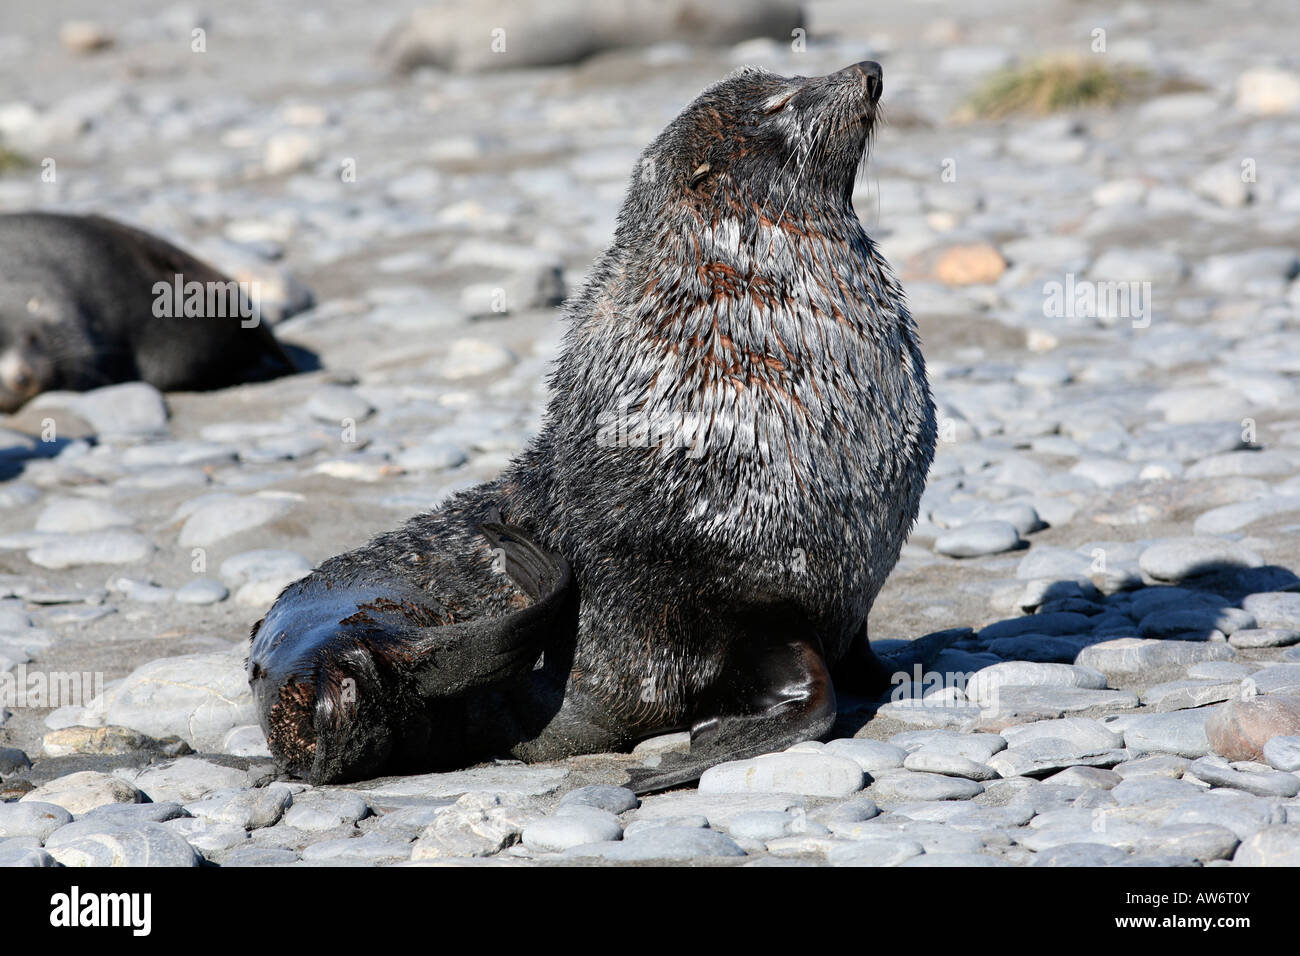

{"left": 688, "top": 162, "right": 712, "bottom": 189}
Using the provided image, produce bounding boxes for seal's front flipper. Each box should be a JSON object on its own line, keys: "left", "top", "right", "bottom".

{"left": 248, "top": 520, "right": 571, "bottom": 785}
{"left": 623, "top": 638, "right": 836, "bottom": 795}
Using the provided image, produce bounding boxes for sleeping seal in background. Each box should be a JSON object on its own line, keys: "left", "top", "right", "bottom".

{"left": 0, "top": 211, "right": 297, "bottom": 412}
{"left": 249, "top": 61, "right": 939, "bottom": 793}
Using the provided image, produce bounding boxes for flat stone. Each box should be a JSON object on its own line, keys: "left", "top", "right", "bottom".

{"left": 1187, "top": 757, "right": 1300, "bottom": 798}
{"left": 902, "top": 751, "right": 998, "bottom": 780}
{"left": 0, "top": 801, "right": 73, "bottom": 840}
{"left": 19, "top": 771, "right": 144, "bottom": 814}
{"left": 1032, "top": 843, "right": 1128, "bottom": 866}
{"left": 27, "top": 532, "right": 155, "bottom": 569}
{"left": 1230, "top": 628, "right": 1300, "bottom": 649}
{"left": 523, "top": 808, "right": 623, "bottom": 852}
{"left": 0, "top": 842, "right": 56, "bottom": 867}
{"left": 104, "top": 648, "right": 257, "bottom": 751}
{"left": 564, "top": 827, "right": 744, "bottom": 861}
{"left": 119, "top": 757, "right": 252, "bottom": 804}
{"left": 699, "top": 752, "right": 864, "bottom": 797}
{"left": 1046, "top": 766, "right": 1122, "bottom": 789}
{"left": 827, "top": 837, "right": 925, "bottom": 867}
{"left": 1138, "top": 538, "right": 1263, "bottom": 583}
{"left": 1141, "top": 679, "right": 1242, "bottom": 712}
{"left": 823, "top": 739, "right": 908, "bottom": 771}
{"left": 869, "top": 770, "right": 985, "bottom": 803}
{"left": 934, "top": 520, "right": 1023, "bottom": 558}
{"left": 174, "top": 579, "right": 229, "bottom": 605}
{"left": 1232, "top": 825, "right": 1300, "bottom": 865}
{"left": 1139, "top": 607, "right": 1255, "bottom": 639}
{"left": 281, "top": 790, "right": 370, "bottom": 831}
{"left": 1105, "top": 708, "right": 1215, "bottom": 758}
{"left": 634, "top": 792, "right": 803, "bottom": 828}
{"left": 1263, "top": 735, "right": 1300, "bottom": 772}
{"left": 299, "top": 832, "right": 412, "bottom": 863}
{"left": 1076, "top": 638, "right": 1236, "bottom": 684}
{"left": 46, "top": 822, "right": 201, "bottom": 867}
{"left": 1163, "top": 793, "right": 1287, "bottom": 839}
{"left": 1242, "top": 592, "right": 1300, "bottom": 629}
{"left": 354, "top": 766, "right": 568, "bottom": 800}
{"left": 965, "top": 662, "right": 1107, "bottom": 706}
{"left": 557, "top": 785, "right": 639, "bottom": 814}
{"left": 187, "top": 785, "right": 294, "bottom": 829}
{"left": 1113, "top": 755, "right": 1191, "bottom": 780}
{"left": 178, "top": 495, "right": 296, "bottom": 547}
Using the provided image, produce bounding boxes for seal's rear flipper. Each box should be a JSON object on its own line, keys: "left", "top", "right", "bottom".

{"left": 248, "top": 520, "right": 571, "bottom": 784}
{"left": 623, "top": 637, "right": 836, "bottom": 795}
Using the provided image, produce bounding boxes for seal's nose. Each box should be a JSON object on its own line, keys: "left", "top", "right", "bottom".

{"left": 842, "top": 60, "right": 883, "bottom": 102}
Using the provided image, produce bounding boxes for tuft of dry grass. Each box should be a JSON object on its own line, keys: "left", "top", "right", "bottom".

{"left": 962, "top": 57, "right": 1148, "bottom": 120}
{"left": 0, "top": 143, "right": 32, "bottom": 174}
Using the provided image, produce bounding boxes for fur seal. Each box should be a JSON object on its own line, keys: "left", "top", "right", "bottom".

{"left": 0, "top": 211, "right": 295, "bottom": 413}
{"left": 249, "top": 60, "right": 938, "bottom": 792}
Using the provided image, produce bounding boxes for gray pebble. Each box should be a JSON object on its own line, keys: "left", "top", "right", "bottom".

{"left": 281, "top": 790, "right": 370, "bottom": 830}
{"left": 174, "top": 578, "right": 229, "bottom": 605}
{"left": 1263, "top": 736, "right": 1300, "bottom": 772}
{"left": 565, "top": 827, "right": 744, "bottom": 861}
{"left": 523, "top": 808, "right": 623, "bottom": 851}
{"left": 557, "top": 785, "right": 638, "bottom": 814}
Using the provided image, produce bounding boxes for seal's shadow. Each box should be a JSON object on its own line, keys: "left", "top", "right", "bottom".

{"left": 833, "top": 559, "right": 1300, "bottom": 739}
{"left": 0, "top": 436, "right": 77, "bottom": 482}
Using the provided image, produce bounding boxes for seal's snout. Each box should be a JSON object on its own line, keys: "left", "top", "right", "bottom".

{"left": 844, "top": 60, "right": 883, "bottom": 102}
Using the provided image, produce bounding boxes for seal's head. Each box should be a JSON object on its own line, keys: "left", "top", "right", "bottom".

{"left": 621, "top": 60, "right": 883, "bottom": 234}
{"left": 0, "top": 290, "right": 106, "bottom": 413}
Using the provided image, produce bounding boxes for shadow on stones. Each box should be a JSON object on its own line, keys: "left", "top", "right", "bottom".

{"left": 0, "top": 435, "right": 79, "bottom": 482}
{"left": 833, "top": 560, "right": 1300, "bottom": 739}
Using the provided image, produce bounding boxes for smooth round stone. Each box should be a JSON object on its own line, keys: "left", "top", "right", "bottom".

{"left": 1032, "top": 843, "right": 1128, "bottom": 866}
{"left": 281, "top": 791, "right": 370, "bottom": 830}
{"left": 621, "top": 816, "right": 710, "bottom": 837}
{"left": 68, "top": 382, "right": 168, "bottom": 436}
{"left": 219, "top": 846, "right": 300, "bottom": 866}
{"left": 300, "top": 832, "right": 413, "bottom": 863}
{"left": 1105, "top": 709, "right": 1214, "bottom": 758}
{"left": 187, "top": 785, "right": 293, "bottom": 829}
{"left": 1233, "top": 825, "right": 1300, "bottom": 865}
{"left": 1045, "top": 767, "right": 1122, "bottom": 790}
{"left": 1110, "top": 778, "right": 1206, "bottom": 808}
{"left": 870, "top": 771, "right": 985, "bottom": 803}
{"left": 965, "top": 662, "right": 1107, "bottom": 705}
{"left": 127, "top": 758, "right": 252, "bottom": 804}
{"left": 1187, "top": 757, "right": 1300, "bottom": 798}
{"left": 565, "top": 827, "right": 744, "bottom": 861}
{"left": 1138, "top": 823, "right": 1240, "bottom": 861}
{"left": 105, "top": 648, "right": 256, "bottom": 751}
{"left": 178, "top": 496, "right": 295, "bottom": 547}
{"left": 1263, "top": 736, "right": 1300, "bottom": 772}
{"left": 523, "top": 808, "right": 623, "bottom": 851}
{"left": 82, "top": 802, "right": 190, "bottom": 825}
{"left": 1230, "top": 628, "right": 1300, "bottom": 649}
{"left": 165, "top": 818, "right": 249, "bottom": 854}
{"left": 1247, "top": 664, "right": 1300, "bottom": 695}
{"left": 698, "top": 753, "right": 864, "bottom": 797}
{"left": 1164, "top": 794, "right": 1287, "bottom": 839}
{"left": 0, "top": 842, "right": 56, "bottom": 867}
{"left": 1206, "top": 696, "right": 1300, "bottom": 761}
{"left": 27, "top": 532, "right": 155, "bottom": 569}
{"left": 816, "top": 799, "right": 880, "bottom": 825}
{"left": 19, "top": 771, "right": 144, "bottom": 814}
{"left": 0, "top": 801, "right": 73, "bottom": 840}
{"left": 175, "top": 578, "right": 229, "bottom": 605}
{"left": 34, "top": 499, "right": 132, "bottom": 533}
{"left": 1141, "top": 679, "right": 1242, "bottom": 712}
{"left": 1139, "top": 607, "right": 1255, "bottom": 639}
{"left": 902, "top": 751, "right": 998, "bottom": 781}
{"left": 726, "top": 811, "right": 798, "bottom": 842}
{"left": 1241, "top": 592, "right": 1300, "bottom": 629}
{"left": 978, "top": 612, "right": 1093, "bottom": 641}
{"left": 1138, "top": 538, "right": 1263, "bottom": 583}
{"left": 934, "top": 520, "right": 1022, "bottom": 558}
{"left": 221, "top": 725, "right": 270, "bottom": 758}
{"left": 1076, "top": 638, "right": 1236, "bottom": 684}
{"left": 305, "top": 385, "right": 374, "bottom": 424}
{"left": 900, "top": 852, "right": 1008, "bottom": 867}
{"left": 395, "top": 443, "right": 468, "bottom": 471}
{"left": 47, "top": 822, "right": 201, "bottom": 867}
{"left": 1112, "top": 755, "right": 1191, "bottom": 780}
{"left": 823, "top": 739, "right": 908, "bottom": 771}
{"left": 1002, "top": 717, "right": 1124, "bottom": 752}
{"left": 219, "top": 549, "right": 314, "bottom": 587}
{"left": 1188, "top": 661, "right": 1256, "bottom": 681}
{"left": 557, "top": 785, "right": 638, "bottom": 814}
{"left": 827, "top": 838, "right": 925, "bottom": 867}
{"left": 893, "top": 731, "right": 1007, "bottom": 763}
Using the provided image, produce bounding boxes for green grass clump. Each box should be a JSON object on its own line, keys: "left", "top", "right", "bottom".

{"left": 964, "top": 57, "right": 1146, "bottom": 119}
